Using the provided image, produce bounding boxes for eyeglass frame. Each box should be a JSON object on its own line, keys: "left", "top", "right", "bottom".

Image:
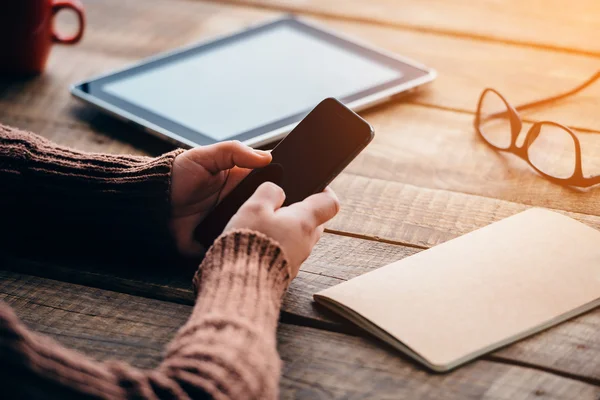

{"left": 474, "top": 71, "right": 600, "bottom": 188}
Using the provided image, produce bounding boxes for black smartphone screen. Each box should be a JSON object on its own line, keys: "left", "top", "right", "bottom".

{"left": 195, "top": 98, "right": 374, "bottom": 247}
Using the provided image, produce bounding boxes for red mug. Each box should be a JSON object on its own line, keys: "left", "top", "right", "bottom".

{"left": 0, "top": 0, "right": 85, "bottom": 75}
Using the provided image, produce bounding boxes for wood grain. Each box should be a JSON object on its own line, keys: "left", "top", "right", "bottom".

{"left": 278, "top": 327, "right": 600, "bottom": 400}
{"left": 222, "top": 0, "right": 600, "bottom": 56}
{"left": 328, "top": 173, "right": 600, "bottom": 247}
{"left": 2, "top": 271, "right": 599, "bottom": 398}
{"left": 0, "top": 271, "right": 184, "bottom": 369}
{"left": 63, "top": 0, "right": 269, "bottom": 59}
{"left": 5, "top": 232, "right": 600, "bottom": 383}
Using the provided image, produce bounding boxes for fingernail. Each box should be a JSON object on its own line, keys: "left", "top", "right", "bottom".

{"left": 254, "top": 149, "right": 271, "bottom": 156}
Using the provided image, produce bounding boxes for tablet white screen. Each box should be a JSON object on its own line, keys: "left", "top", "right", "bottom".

{"left": 103, "top": 25, "right": 401, "bottom": 141}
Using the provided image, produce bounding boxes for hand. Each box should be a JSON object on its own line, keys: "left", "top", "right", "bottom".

{"left": 224, "top": 182, "right": 340, "bottom": 277}
{"left": 170, "top": 141, "right": 272, "bottom": 257}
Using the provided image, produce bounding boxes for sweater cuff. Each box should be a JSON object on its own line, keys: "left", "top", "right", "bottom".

{"left": 192, "top": 230, "right": 291, "bottom": 326}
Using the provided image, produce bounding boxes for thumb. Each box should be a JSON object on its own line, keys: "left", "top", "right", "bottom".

{"left": 243, "top": 182, "right": 286, "bottom": 212}
{"left": 185, "top": 141, "right": 271, "bottom": 173}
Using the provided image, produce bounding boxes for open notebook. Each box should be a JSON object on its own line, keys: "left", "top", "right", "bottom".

{"left": 314, "top": 208, "right": 600, "bottom": 372}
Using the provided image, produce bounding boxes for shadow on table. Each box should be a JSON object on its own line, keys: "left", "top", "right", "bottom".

{"left": 69, "top": 104, "right": 177, "bottom": 156}
{"left": 1, "top": 253, "right": 198, "bottom": 306}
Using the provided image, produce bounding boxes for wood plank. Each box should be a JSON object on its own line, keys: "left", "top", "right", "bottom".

{"left": 0, "top": 111, "right": 167, "bottom": 156}
{"left": 223, "top": 0, "right": 600, "bottom": 56}
{"left": 278, "top": 328, "right": 600, "bottom": 399}
{"left": 72, "top": 0, "right": 268, "bottom": 59}
{"left": 5, "top": 232, "right": 600, "bottom": 383}
{"left": 0, "top": 271, "right": 184, "bottom": 369}
{"left": 0, "top": 49, "right": 173, "bottom": 155}
{"left": 329, "top": 173, "right": 600, "bottom": 247}
{"left": 3, "top": 271, "right": 599, "bottom": 398}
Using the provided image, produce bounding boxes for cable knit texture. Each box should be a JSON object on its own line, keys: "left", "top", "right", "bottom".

{"left": 0, "top": 124, "right": 291, "bottom": 399}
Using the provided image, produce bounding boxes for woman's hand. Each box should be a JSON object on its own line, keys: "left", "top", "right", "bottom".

{"left": 170, "top": 141, "right": 272, "bottom": 257}
{"left": 224, "top": 182, "right": 340, "bottom": 277}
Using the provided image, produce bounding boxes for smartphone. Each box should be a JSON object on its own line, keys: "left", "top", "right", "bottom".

{"left": 195, "top": 97, "right": 374, "bottom": 248}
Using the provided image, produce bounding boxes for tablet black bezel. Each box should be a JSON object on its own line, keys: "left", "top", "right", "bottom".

{"left": 75, "top": 17, "right": 431, "bottom": 146}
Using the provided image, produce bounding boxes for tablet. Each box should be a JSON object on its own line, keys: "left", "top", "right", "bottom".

{"left": 71, "top": 16, "right": 435, "bottom": 148}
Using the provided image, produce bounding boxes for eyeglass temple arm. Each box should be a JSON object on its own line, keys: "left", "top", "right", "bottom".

{"left": 514, "top": 71, "right": 600, "bottom": 113}
{"left": 582, "top": 174, "right": 600, "bottom": 187}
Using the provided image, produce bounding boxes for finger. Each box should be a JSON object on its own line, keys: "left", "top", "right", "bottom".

{"left": 185, "top": 141, "right": 271, "bottom": 173}
{"left": 243, "top": 182, "right": 286, "bottom": 212}
{"left": 223, "top": 162, "right": 285, "bottom": 198}
{"left": 323, "top": 186, "right": 337, "bottom": 198}
{"left": 171, "top": 214, "right": 205, "bottom": 257}
{"left": 286, "top": 188, "right": 340, "bottom": 227}
{"left": 220, "top": 166, "right": 252, "bottom": 197}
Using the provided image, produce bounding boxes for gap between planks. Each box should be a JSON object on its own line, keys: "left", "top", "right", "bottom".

{"left": 324, "top": 227, "right": 428, "bottom": 250}
{"left": 485, "top": 354, "right": 600, "bottom": 387}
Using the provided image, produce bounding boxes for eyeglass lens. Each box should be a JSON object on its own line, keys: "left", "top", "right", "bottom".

{"left": 478, "top": 90, "right": 512, "bottom": 150}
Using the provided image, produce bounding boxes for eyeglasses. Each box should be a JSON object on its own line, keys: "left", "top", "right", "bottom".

{"left": 474, "top": 72, "right": 600, "bottom": 188}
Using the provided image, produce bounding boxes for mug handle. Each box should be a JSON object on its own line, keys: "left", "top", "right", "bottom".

{"left": 51, "top": 0, "right": 85, "bottom": 44}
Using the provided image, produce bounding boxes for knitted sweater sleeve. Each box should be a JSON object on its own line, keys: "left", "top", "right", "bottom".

{"left": 0, "top": 123, "right": 183, "bottom": 262}
{"left": 0, "top": 230, "right": 291, "bottom": 400}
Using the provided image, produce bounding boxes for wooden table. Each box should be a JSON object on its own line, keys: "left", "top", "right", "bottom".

{"left": 2, "top": 0, "right": 600, "bottom": 398}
